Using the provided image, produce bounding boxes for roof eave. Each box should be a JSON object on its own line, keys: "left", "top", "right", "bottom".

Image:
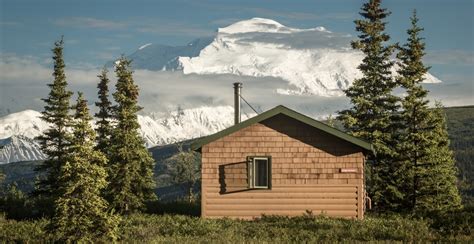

{"left": 191, "top": 105, "right": 374, "bottom": 154}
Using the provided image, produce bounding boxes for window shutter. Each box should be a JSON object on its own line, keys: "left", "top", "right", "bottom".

{"left": 247, "top": 156, "right": 253, "bottom": 188}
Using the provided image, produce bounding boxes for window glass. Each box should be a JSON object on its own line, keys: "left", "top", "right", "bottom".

{"left": 254, "top": 158, "right": 268, "bottom": 187}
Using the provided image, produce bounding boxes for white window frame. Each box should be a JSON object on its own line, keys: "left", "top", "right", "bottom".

{"left": 248, "top": 157, "right": 270, "bottom": 189}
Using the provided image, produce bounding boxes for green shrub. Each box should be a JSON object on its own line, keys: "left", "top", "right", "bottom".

{"left": 1, "top": 212, "right": 472, "bottom": 242}
{"left": 0, "top": 184, "right": 54, "bottom": 220}
{"left": 0, "top": 184, "right": 35, "bottom": 220}
{"left": 427, "top": 206, "right": 474, "bottom": 240}
{"left": 256, "top": 214, "right": 432, "bottom": 242}
{"left": 0, "top": 215, "right": 53, "bottom": 242}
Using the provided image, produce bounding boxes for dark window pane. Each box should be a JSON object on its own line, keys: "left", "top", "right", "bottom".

{"left": 254, "top": 159, "right": 268, "bottom": 187}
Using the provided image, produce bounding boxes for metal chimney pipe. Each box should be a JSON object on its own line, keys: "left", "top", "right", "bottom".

{"left": 233, "top": 82, "right": 242, "bottom": 125}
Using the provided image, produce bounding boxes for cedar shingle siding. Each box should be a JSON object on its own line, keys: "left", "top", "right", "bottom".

{"left": 201, "top": 114, "right": 366, "bottom": 219}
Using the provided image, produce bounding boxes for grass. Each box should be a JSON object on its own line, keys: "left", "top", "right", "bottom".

{"left": 1, "top": 210, "right": 472, "bottom": 243}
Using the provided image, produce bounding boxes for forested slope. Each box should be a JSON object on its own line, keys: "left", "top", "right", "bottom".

{"left": 445, "top": 105, "right": 474, "bottom": 201}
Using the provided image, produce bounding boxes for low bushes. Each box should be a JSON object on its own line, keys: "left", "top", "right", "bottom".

{"left": 428, "top": 205, "right": 474, "bottom": 237}
{"left": 1, "top": 211, "right": 473, "bottom": 242}
{"left": 0, "top": 216, "right": 51, "bottom": 242}
{"left": 1, "top": 195, "right": 472, "bottom": 242}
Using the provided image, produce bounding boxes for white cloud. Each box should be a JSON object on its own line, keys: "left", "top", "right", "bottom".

{"left": 0, "top": 54, "right": 349, "bottom": 117}
{"left": 53, "top": 17, "right": 127, "bottom": 30}
{"left": 136, "top": 23, "right": 213, "bottom": 37}
{"left": 0, "top": 54, "right": 51, "bottom": 82}
{"left": 53, "top": 16, "right": 213, "bottom": 37}
{"left": 0, "top": 54, "right": 472, "bottom": 118}
{"left": 0, "top": 54, "right": 98, "bottom": 85}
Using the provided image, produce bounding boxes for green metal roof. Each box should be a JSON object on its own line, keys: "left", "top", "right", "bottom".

{"left": 191, "top": 105, "right": 374, "bottom": 153}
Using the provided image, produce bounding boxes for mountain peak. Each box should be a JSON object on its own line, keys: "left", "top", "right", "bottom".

{"left": 0, "top": 109, "right": 46, "bottom": 140}
{"left": 3, "top": 109, "right": 41, "bottom": 119}
{"left": 218, "top": 17, "right": 287, "bottom": 34}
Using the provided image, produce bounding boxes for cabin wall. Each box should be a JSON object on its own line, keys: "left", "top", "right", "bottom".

{"left": 201, "top": 114, "right": 365, "bottom": 219}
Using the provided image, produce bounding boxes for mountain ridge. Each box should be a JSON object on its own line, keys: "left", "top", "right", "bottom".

{"left": 0, "top": 106, "right": 251, "bottom": 163}
{"left": 106, "top": 37, "right": 214, "bottom": 71}
{"left": 178, "top": 18, "right": 441, "bottom": 96}
{"left": 113, "top": 18, "right": 441, "bottom": 97}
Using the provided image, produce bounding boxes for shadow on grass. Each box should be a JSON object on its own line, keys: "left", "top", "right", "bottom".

{"left": 145, "top": 200, "right": 201, "bottom": 217}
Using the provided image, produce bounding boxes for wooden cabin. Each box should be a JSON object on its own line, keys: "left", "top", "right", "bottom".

{"left": 191, "top": 105, "right": 373, "bottom": 220}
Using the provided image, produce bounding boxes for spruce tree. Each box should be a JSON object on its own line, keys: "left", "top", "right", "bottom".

{"left": 164, "top": 145, "right": 201, "bottom": 203}
{"left": 416, "top": 103, "right": 462, "bottom": 212}
{"left": 50, "top": 92, "right": 119, "bottom": 242}
{"left": 107, "top": 57, "right": 156, "bottom": 214}
{"left": 395, "top": 10, "right": 434, "bottom": 211}
{"left": 95, "top": 67, "right": 113, "bottom": 157}
{"left": 34, "top": 38, "right": 73, "bottom": 199}
{"left": 338, "top": 0, "right": 400, "bottom": 210}
{"left": 396, "top": 11, "right": 462, "bottom": 213}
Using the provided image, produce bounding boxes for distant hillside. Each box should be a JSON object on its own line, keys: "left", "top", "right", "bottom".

{"left": 444, "top": 105, "right": 474, "bottom": 201}
{"left": 0, "top": 160, "right": 39, "bottom": 193}
{"left": 1, "top": 106, "right": 473, "bottom": 201}
{"left": 0, "top": 139, "right": 197, "bottom": 201}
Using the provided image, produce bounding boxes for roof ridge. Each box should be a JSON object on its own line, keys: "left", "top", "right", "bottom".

{"left": 191, "top": 105, "right": 373, "bottom": 153}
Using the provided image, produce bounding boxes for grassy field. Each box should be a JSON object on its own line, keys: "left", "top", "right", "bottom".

{"left": 1, "top": 211, "right": 473, "bottom": 243}
{"left": 1, "top": 199, "right": 473, "bottom": 243}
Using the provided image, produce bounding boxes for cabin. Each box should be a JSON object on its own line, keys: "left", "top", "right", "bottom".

{"left": 191, "top": 104, "right": 373, "bottom": 220}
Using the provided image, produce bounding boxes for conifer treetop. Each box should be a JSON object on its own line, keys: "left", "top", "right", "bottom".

{"left": 95, "top": 67, "right": 113, "bottom": 154}
{"left": 106, "top": 56, "right": 156, "bottom": 214}
{"left": 34, "top": 37, "right": 74, "bottom": 198}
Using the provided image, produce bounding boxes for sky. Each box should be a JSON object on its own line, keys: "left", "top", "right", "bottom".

{"left": 0, "top": 0, "right": 473, "bottom": 115}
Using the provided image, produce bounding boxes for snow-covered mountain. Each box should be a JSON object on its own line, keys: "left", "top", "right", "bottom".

{"left": 110, "top": 18, "right": 441, "bottom": 97}
{"left": 140, "top": 106, "right": 250, "bottom": 147}
{"left": 178, "top": 18, "right": 441, "bottom": 96}
{"left": 107, "top": 37, "right": 213, "bottom": 71}
{"left": 0, "top": 135, "right": 45, "bottom": 163}
{"left": 0, "top": 106, "right": 250, "bottom": 164}
{"left": 0, "top": 109, "right": 49, "bottom": 140}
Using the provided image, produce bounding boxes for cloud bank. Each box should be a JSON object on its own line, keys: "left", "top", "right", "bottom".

{"left": 0, "top": 53, "right": 472, "bottom": 118}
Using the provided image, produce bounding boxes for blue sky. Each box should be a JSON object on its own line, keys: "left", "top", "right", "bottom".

{"left": 1, "top": 0, "right": 472, "bottom": 64}
{"left": 0, "top": 0, "right": 473, "bottom": 115}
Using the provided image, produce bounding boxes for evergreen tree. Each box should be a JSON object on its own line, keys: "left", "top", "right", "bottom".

{"left": 338, "top": 0, "right": 400, "bottom": 210}
{"left": 325, "top": 114, "right": 336, "bottom": 127}
{"left": 34, "top": 38, "right": 73, "bottom": 199}
{"left": 396, "top": 11, "right": 462, "bottom": 213}
{"left": 107, "top": 57, "right": 156, "bottom": 214}
{"left": 416, "top": 103, "right": 462, "bottom": 212}
{"left": 164, "top": 145, "right": 201, "bottom": 203}
{"left": 395, "top": 10, "right": 433, "bottom": 211}
{"left": 95, "top": 67, "right": 113, "bottom": 157}
{"left": 50, "top": 92, "right": 119, "bottom": 242}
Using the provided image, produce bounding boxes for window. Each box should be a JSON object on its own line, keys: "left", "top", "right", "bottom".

{"left": 247, "top": 156, "right": 271, "bottom": 189}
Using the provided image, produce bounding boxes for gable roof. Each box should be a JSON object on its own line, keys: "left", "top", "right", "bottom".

{"left": 191, "top": 105, "right": 374, "bottom": 153}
